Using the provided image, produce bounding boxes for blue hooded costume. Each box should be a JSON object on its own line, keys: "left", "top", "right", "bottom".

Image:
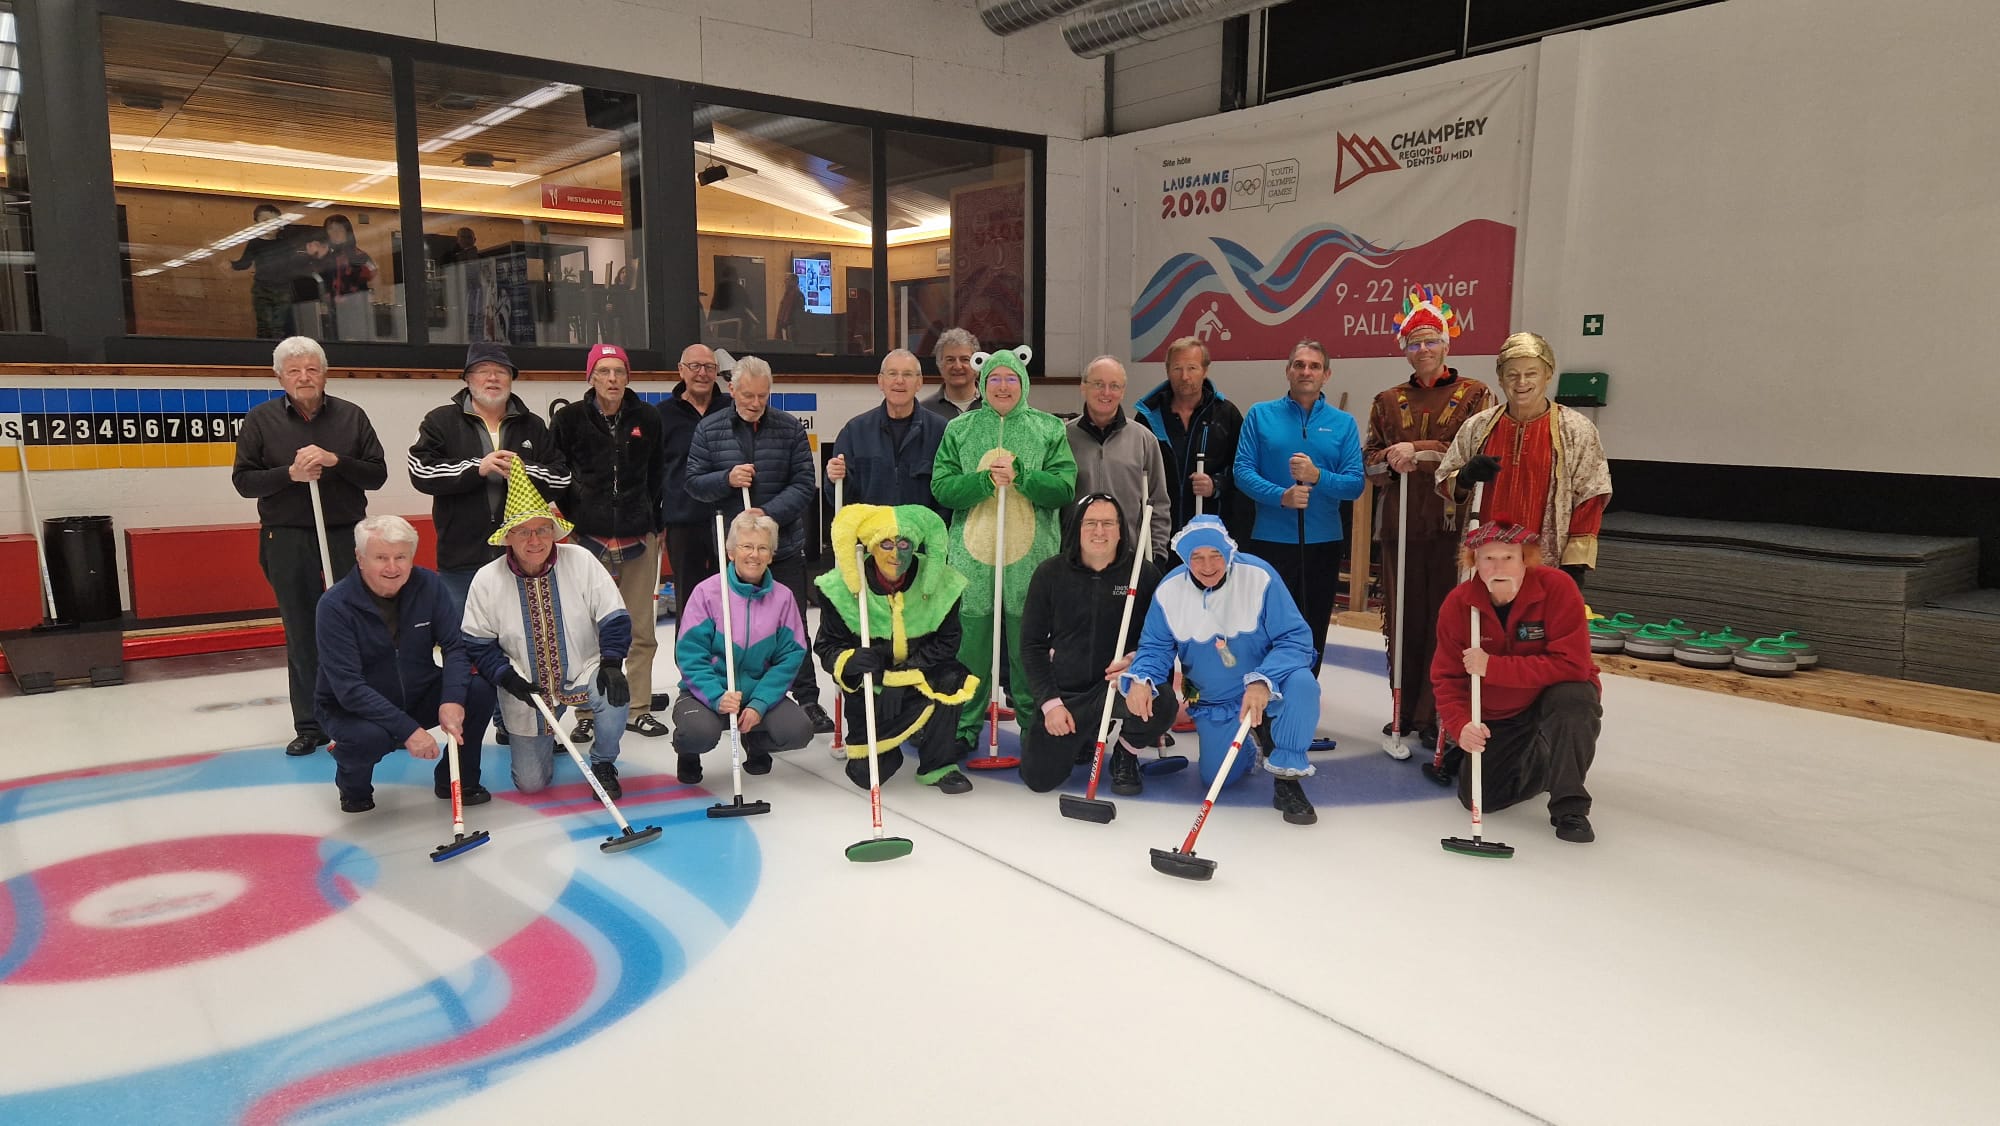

{"left": 1126, "top": 517, "right": 1322, "bottom": 785}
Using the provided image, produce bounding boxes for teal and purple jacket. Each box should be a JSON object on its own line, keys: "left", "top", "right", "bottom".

{"left": 675, "top": 564, "right": 808, "bottom": 715}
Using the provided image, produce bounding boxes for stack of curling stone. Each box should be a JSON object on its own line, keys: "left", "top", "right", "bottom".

{"left": 1624, "top": 618, "right": 1697, "bottom": 660}
{"left": 1734, "top": 636, "right": 1799, "bottom": 677}
{"left": 1589, "top": 618, "right": 1628, "bottom": 653}
{"left": 1673, "top": 630, "right": 1744, "bottom": 669}
{"left": 1770, "top": 630, "right": 1819, "bottom": 668}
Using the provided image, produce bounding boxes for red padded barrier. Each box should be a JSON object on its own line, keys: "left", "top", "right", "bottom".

{"left": 124, "top": 515, "right": 439, "bottom": 621}
{"left": 0, "top": 534, "right": 43, "bottom": 630}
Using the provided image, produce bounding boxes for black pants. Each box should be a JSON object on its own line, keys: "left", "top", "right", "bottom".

{"left": 1380, "top": 536, "right": 1458, "bottom": 735}
{"left": 261, "top": 523, "right": 356, "bottom": 737}
{"left": 323, "top": 677, "right": 495, "bottom": 803}
{"left": 1019, "top": 679, "right": 1180, "bottom": 793}
{"left": 768, "top": 552, "right": 819, "bottom": 705}
{"left": 663, "top": 521, "right": 721, "bottom": 639}
{"left": 1459, "top": 681, "right": 1600, "bottom": 818}
{"left": 1246, "top": 537, "right": 1342, "bottom": 661}
{"left": 838, "top": 677, "right": 968, "bottom": 786}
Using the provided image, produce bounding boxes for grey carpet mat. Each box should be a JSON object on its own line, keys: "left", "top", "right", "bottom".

{"left": 1904, "top": 603, "right": 2000, "bottom": 694}
{"left": 1924, "top": 589, "right": 2000, "bottom": 616}
{"left": 1590, "top": 517, "right": 1984, "bottom": 681}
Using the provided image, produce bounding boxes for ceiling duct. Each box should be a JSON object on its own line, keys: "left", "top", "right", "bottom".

{"left": 1061, "top": 0, "right": 1283, "bottom": 58}
{"left": 977, "top": 0, "right": 1102, "bottom": 35}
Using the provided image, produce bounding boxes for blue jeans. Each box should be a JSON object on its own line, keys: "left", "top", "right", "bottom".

{"left": 509, "top": 679, "right": 627, "bottom": 793}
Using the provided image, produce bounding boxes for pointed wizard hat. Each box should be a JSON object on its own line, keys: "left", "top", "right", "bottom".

{"left": 487, "top": 458, "right": 573, "bottom": 545}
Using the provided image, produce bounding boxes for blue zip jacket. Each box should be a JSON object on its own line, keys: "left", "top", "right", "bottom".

{"left": 314, "top": 565, "right": 470, "bottom": 739}
{"left": 822, "top": 401, "right": 949, "bottom": 517}
{"left": 1233, "top": 394, "right": 1365, "bottom": 544}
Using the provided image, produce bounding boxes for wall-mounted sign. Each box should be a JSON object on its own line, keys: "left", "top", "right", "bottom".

{"left": 541, "top": 185, "right": 624, "bottom": 216}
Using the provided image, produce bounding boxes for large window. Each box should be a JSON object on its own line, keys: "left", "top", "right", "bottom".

{"left": 885, "top": 131, "right": 1032, "bottom": 357}
{"left": 694, "top": 106, "right": 874, "bottom": 357}
{"left": 0, "top": 3, "right": 35, "bottom": 333}
{"left": 414, "top": 63, "right": 645, "bottom": 349}
{"left": 103, "top": 17, "right": 401, "bottom": 341}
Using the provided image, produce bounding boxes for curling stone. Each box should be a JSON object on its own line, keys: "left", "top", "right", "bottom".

{"left": 1623, "top": 624, "right": 1682, "bottom": 660}
{"left": 1643, "top": 618, "right": 1698, "bottom": 642}
{"left": 1734, "top": 638, "right": 1799, "bottom": 677}
{"left": 1589, "top": 618, "right": 1627, "bottom": 653}
{"left": 1770, "top": 630, "right": 1819, "bottom": 668}
{"left": 1601, "top": 612, "right": 1643, "bottom": 637}
{"left": 1705, "top": 626, "right": 1751, "bottom": 652}
{"left": 1673, "top": 632, "right": 1738, "bottom": 669}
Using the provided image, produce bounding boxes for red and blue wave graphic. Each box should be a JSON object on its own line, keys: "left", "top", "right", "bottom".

{"left": 1133, "top": 219, "right": 1516, "bottom": 361}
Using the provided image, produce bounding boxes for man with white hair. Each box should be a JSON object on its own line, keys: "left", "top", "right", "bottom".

{"left": 233, "top": 335, "right": 388, "bottom": 758}
{"left": 1066, "top": 356, "right": 1171, "bottom": 565}
{"left": 923, "top": 327, "right": 983, "bottom": 418}
{"left": 687, "top": 355, "right": 833, "bottom": 732}
{"left": 825, "top": 347, "right": 948, "bottom": 516}
{"left": 315, "top": 515, "right": 493, "bottom": 813}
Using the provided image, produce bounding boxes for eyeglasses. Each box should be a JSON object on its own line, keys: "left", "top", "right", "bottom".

{"left": 510, "top": 524, "right": 558, "bottom": 540}
{"left": 1402, "top": 339, "right": 1446, "bottom": 353}
{"left": 986, "top": 375, "right": 1021, "bottom": 387}
{"left": 681, "top": 362, "right": 719, "bottom": 373}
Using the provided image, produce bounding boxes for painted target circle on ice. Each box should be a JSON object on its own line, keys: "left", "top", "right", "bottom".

{"left": 0, "top": 745, "right": 760, "bottom": 1123}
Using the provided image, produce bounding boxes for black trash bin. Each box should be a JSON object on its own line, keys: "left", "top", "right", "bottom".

{"left": 44, "top": 515, "right": 122, "bottom": 623}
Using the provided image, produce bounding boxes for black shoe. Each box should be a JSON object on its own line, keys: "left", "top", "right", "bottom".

{"left": 744, "top": 751, "right": 773, "bottom": 775}
{"left": 802, "top": 702, "right": 835, "bottom": 734}
{"left": 1553, "top": 812, "right": 1595, "bottom": 843}
{"left": 845, "top": 757, "right": 871, "bottom": 789}
{"left": 572, "top": 717, "right": 595, "bottom": 743}
{"left": 933, "top": 769, "right": 973, "bottom": 795}
{"left": 1420, "top": 761, "right": 1457, "bottom": 788}
{"left": 591, "top": 760, "right": 622, "bottom": 799}
{"left": 286, "top": 733, "right": 324, "bottom": 757}
{"left": 1160, "top": 734, "right": 1176, "bottom": 748}
{"left": 677, "top": 754, "right": 703, "bottom": 785}
{"left": 1109, "top": 747, "right": 1142, "bottom": 796}
{"left": 340, "top": 794, "right": 375, "bottom": 813}
{"left": 627, "top": 712, "right": 669, "bottom": 737}
{"left": 1273, "top": 778, "right": 1317, "bottom": 825}
{"left": 651, "top": 691, "right": 672, "bottom": 713}
{"left": 437, "top": 784, "right": 493, "bottom": 806}
{"left": 494, "top": 729, "right": 509, "bottom": 746}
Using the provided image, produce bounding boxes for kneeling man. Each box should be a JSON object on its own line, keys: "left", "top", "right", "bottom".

{"left": 1432, "top": 517, "right": 1602, "bottom": 843}
{"left": 1123, "top": 516, "right": 1321, "bottom": 825}
{"left": 463, "top": 463, "right": 634, "bottom": 798}
{"left": 316, "top": 514, "right": 494, "bottom": 813}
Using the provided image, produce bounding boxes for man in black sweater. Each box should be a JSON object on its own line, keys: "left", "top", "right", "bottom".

{"left": 1017, "top": 494, "right": 1179, "bottom": 794}
{"left": 232, "top": 335, "right": 388, "bottom": 757}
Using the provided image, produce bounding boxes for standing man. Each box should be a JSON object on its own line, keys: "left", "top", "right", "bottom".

{"left": 1134, "top": 335, "right": 1246, "bottom": 544}
{"left": 660, "top": 342, "right": 732, "bottom": 634}
{"left": 686, "top": 356, "right": 835, "bottom": 734}
{"left": 1233, "top": 339, "right": 1365, "bottom": 662}
{"left": 1365, "top": 287, "right": 1493, "bottom": 748}
{"left": 1018, "top": 494, "right": 1176, "bottom": 795}
{"left": 1066, "top": 356, "right": 1170, "bottom": 566}
{"left": 922, "top": 327, "right": 983, "bottom": 418}
{"left": 1432, "top": 517, "right": 1603, "bottom": 843}
{"left": 550, "top": 343, "right": 667, "bottom": 741}
{"left": 407, "top": 341, "right": 571, "bottom": 608}
{"left": 315, "top": 515, "right": 494, "bottom": 813}
{"left": 931, "top": 346, "right": 1078, "bottom": 758}
{"left": 232, "top": 335, "right": 387, "bottom": 758}
{"left": 825, "top": 348, "right": 948, "bottom": 516}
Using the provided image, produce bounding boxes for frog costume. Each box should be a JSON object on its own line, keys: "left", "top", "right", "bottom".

{"left": 930, "top": 346, "right": 1079, "bottom": 749}
{"left": 813, "top": 503, "right": 981, "bottom": 788}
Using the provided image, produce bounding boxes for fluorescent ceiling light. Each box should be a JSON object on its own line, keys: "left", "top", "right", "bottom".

{"left": 111, "top": 134, "right": 536, "bottom": 187}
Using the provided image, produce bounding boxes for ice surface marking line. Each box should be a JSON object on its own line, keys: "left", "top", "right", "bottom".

{"left": 776, "top": 758, "right": 1552, "bottom": 1125}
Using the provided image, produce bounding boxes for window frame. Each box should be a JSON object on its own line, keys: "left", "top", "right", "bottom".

{"left": 7, "top": 0, "right": 1046, "bottom": 377}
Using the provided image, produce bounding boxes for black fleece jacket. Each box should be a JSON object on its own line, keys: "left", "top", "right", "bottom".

{"left": 1020, "top": 494, "right": 1162, "bottom": 708}
{"left": 549, "top": 390, "right": 665, "bottom": 539}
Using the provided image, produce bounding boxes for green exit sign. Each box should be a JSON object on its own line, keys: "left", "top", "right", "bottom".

{"left": 1582, "top": 314, "right": 1605, "bottom": 336}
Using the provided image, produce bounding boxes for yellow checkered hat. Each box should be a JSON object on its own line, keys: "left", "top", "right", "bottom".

{"left": 487, "top": 458, "right": 573, "bottom": 545}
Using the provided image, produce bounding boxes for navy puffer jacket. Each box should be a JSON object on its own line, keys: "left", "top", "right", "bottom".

{"left": 686, "top": 405, "right": 817, "bottom": 559}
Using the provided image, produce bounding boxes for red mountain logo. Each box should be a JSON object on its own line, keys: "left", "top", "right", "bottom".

{"left": 1335, "top": 133, "right": 1399, "bottom": 193}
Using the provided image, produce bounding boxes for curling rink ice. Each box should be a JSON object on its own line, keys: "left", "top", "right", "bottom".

{"left": 1, "top": 621, "right": 1996, "bottom": 1125}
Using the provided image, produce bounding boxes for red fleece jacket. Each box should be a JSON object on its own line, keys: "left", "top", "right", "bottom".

{"left": 1432, "top": 565, "right": 1600, "bottom": 735}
